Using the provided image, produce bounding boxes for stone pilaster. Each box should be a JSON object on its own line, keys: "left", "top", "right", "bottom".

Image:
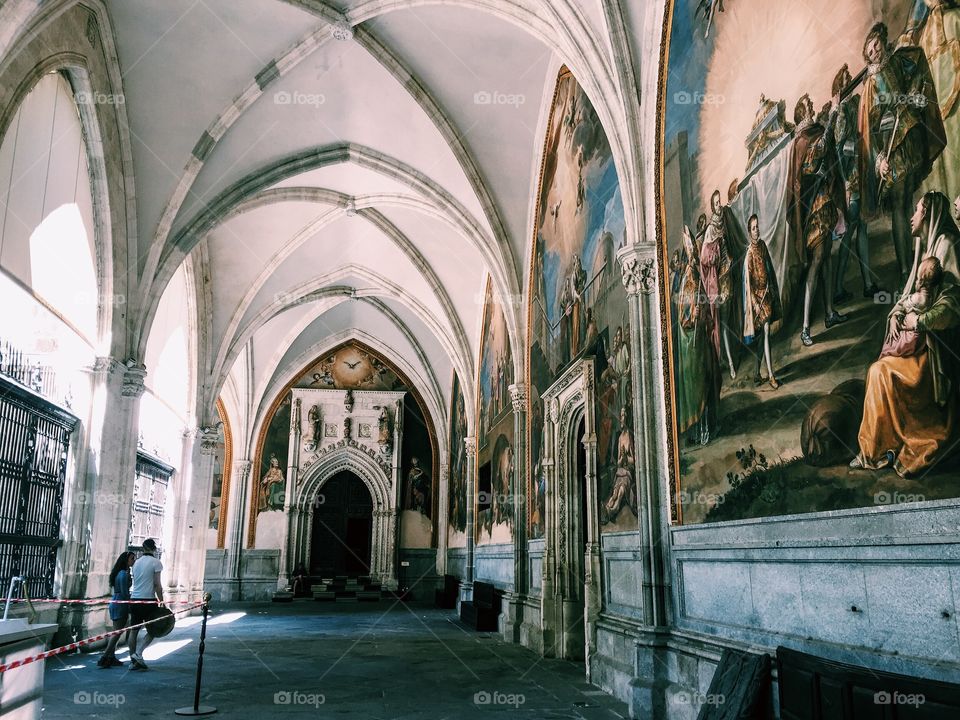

{"left": 461, "top": 435, "right": 477, "bottom": 602}
{"left": 81, "top": 359, "right": 146, "bottom": 597}
{"left": 436, "top": 461, "right": 449, "bottom": 576}
{"left": 227, "top": 459, "right": 253, "bottom": 594}
{"left": 500, "top": 383, "right": 528, "bottom": 642}
{"left": 278, "top": 398, "right": 301, "bottom": 589}
{"left": 617, "top": 243, "right": 669, "bottom": 628}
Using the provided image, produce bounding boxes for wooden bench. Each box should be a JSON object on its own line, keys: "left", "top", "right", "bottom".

{"left": 777, "top": 646, "right": 960, "bottom": 719}
{"left": 434, "top": 574, "right": 460, "bottom": 609}
{"left": 459, "top": 581, "right": 501, "bottom": 631}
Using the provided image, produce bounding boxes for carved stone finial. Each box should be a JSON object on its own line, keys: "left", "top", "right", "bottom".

{"left": 508, "top": 383, "right": 527, "bottom": 413}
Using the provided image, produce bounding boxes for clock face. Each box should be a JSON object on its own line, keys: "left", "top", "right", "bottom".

{"left": 331, "top": 346, "right": 373, "bottom": 387}
{"left": 298, "top": 343, "right": 401, "bottom": 390}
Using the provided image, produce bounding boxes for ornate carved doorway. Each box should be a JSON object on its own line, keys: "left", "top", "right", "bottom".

{"left": 540, "top": 358, "right": 601, "bottom": 675}
{"left": 309, "top": 471, "right": 373, "bottom": 576}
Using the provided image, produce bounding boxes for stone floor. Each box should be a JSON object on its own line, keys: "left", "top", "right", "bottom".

{"left": 40, "top": 600, "right": 629, "bottom": 718}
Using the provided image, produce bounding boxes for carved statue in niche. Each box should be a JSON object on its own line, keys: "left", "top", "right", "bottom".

{"left": 259, "top": 454, "right": 285, "bottom": 512}
{"left": 343, "top": 389, "right": 354, "bottom": 413}
{"left": 305, "top": 404, "right": 322, "bottom": 450}
{"left": 377, "top": 406, "right": 390, "bottom": 442}
{"left": 343, "top": 416, "right": 352, "bottom": 439}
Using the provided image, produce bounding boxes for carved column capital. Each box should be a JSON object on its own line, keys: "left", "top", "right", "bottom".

{"left": 236, "top": 459, "right": 253, "bottom": 482}
{"left": 508, "top": 383, "right": 527, "bottom": 413}
{"left": 90, "top": 356, "right": 124, "bottom": 376}
{"left": 617, "top": 243, "right": 657, "bottom": 297}
{"left": 464, "top": 436, "right": 477, "bottom": 458}
{"left": 199, "top": 425, "right": 221, "bottom": 455}
{"left": 121, "top": 363, "right": 147, "bottom": 398}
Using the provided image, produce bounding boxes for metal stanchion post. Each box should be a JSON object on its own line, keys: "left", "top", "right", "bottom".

{"left": 175, "top": 593, "right": 217, "bottom": 716}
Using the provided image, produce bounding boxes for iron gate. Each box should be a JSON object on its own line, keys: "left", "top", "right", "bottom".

{"left": 0, "top": 376, "right": 77, "bottom": 599}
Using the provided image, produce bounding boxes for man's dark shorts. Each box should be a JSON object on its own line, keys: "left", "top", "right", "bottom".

{"left": 129, "top": 600, "right": 159, "bottom": 625}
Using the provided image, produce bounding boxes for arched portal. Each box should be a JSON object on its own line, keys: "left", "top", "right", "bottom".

{"left": 309, "top": 471, "right": 374, "bottom": 576}
{"left": 295, "top": 438, "right": 400, "bottom": 590}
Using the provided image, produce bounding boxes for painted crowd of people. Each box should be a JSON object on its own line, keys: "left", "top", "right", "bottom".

{"left": 673, "top": 6, "right": 960, "bottom": 477}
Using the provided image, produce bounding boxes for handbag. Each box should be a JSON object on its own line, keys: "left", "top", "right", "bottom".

{"left": 146, "top": 603, "right": 176, "bottom": 639}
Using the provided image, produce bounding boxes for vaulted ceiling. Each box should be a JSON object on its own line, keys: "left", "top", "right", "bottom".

{"left": 3, "top": 0, "right": 656, "bottom": 456}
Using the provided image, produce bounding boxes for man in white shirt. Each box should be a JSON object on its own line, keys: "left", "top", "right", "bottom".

{"left": 127, "top": 538, "right": 164, "bottom": 671}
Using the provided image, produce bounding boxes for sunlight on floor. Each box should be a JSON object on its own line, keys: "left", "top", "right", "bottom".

{"left": 206, "top": 612, "right": 246, "bottom": 626}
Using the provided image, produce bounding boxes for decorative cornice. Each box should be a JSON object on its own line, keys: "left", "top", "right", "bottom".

{"left": 618, "top": 243, "right": 657, "bottom": 296}
{"left": 121, "top": 364, "right": 147, "bottom": 398}
{"left": 302, "top": 436, "right": 390, "bottom": 477}
{"left": 508, "top": 383, "right": 527, "bottom": 413}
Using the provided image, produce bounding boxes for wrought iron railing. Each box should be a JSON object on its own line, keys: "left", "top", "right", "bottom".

{"left": 0, "top": 339, "right": 59, "bottom": 401}
{"left": 0, "top": 375, "right": 77, "bottom": 599}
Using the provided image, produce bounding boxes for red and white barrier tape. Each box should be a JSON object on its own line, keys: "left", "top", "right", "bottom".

{"left": 6, "top": 598, "right": 202, "bottom": 605}
{"left": 0, "top": 601, "right": 205, "bottom": 674}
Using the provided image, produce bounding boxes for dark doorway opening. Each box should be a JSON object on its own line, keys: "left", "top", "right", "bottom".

{"left": 310, "top": 472, "right": 373, "bottom": 576}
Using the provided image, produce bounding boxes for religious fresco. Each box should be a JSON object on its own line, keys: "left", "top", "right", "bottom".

{"left": 447, "top": 373, "right": 469, "bottom": 547}
{"left": 257, "top": 397, "right": 290, "bottom": 514}
{"left": 209, "top": 422, "right": 225, "bottom": 532}
{"left": 476, "top": 277, "right": 515, "bottom": 544}
{"left": 528, "top": 68, "right": 634, "bottom": 535}
{"left": 250, "top": 341, "right": 438, "bottom": 547}
{"left": 660, "top": 0, "right": 960, "bottom": 525}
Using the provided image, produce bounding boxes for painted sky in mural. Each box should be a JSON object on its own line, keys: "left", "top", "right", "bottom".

{"left": 529, "top": 68, "right": 634, "bottom": 536}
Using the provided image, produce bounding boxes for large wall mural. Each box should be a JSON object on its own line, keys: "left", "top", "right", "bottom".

{"left": 476, "top": 277, "right": 515, "bottom": 545}
{"left": 447, "top": 373, "right": 469, "bottom": 548}
{"left": 249, "top": 341, "right": 438, "bottom": 547}
{"left": 660, "top": 0, "right": 960, "bottom": 524}
{"left": 528, "top": 68, "right": 634, "bottom": 536}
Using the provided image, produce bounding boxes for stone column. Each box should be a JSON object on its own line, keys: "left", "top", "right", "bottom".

{"left": 501, "top": 383, "right": 528, "bottom": 642}
{"left": 192, "top": 428, "right": 221, "bottom": 590}
{"left": 226, "top": 459, "right": 252, "bottom": 599}
{"left": 540, "top": 397, "right": 558, "bottom": 656}
{"left": 618, "top": 244, "right": 669, "bottom": 628}
{"left": 278, "top": 398, "right": 301, "bottom": 590}
{"left": 460, "top": 436, "right": 477, "bottom": 603}
{"left": 435, "top": 461, "right": 449, "bottom": 577}
{"left": 83, "top": 359, "right": 147, "bottom": 596}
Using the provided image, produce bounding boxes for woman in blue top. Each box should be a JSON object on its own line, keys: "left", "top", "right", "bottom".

{"left": 98, "top": 551, "right": 134, "bottom": 668}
